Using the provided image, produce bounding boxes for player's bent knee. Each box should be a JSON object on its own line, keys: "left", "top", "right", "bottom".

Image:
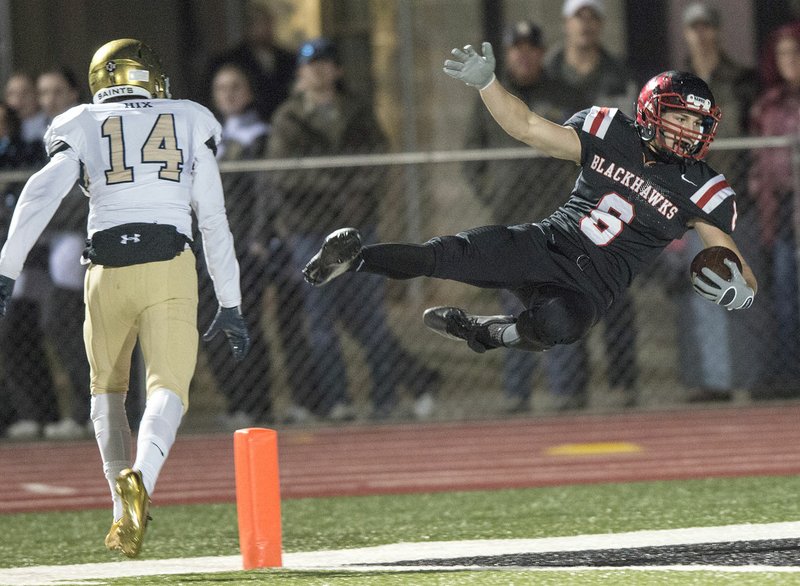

{"left": 517, "top": 289, "right": 596, "bottom": 349}
{"left": 146, "top": 380, "right": 190, "bottom": 412}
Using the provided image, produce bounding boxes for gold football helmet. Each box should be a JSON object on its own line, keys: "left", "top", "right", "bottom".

{"left": 89, "top": 38, "right": 170, "bottom": 104}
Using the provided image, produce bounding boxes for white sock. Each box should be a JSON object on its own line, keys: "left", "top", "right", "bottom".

{"left": 500, "top": 324, "right": 521, "bottom": 346}
{"left": 133, "top": 388, "right": 184, "bottom": 496}
{"left": 91, "top": 393, "right": 131, "bottom": 522}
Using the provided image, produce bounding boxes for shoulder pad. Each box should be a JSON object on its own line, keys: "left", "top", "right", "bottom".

{"left": 690, "top": 174, "right": 735, "bottom": 214}
{"left": 49, "top": 104, "right": 90, "bottom": 129}
{"left": 581, "top": 106, "right": 619, "bottom": 139}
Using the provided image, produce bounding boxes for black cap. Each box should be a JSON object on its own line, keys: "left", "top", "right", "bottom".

{"left": 297, "top": 37, "right": 340, "bottom": 65}
{"left": 503, "top": 21, "right": 544, "bottom": 48}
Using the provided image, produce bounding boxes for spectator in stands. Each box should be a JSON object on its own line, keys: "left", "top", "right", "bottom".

{"left": 545, "top": 0, "right": 637, "bottom": 115}
{"left": 3, "top": 66, "right": 91, "bottom": 440}
{"left": 39, "top": 67, "right": 92, "bottom": 439}
{"left": 747, "top": 21, "right": 800, "bottom": 398}
{"left": 0, "top": 101, "right": 49, "bottom": 435}
{"left": 664, "top": 1, "right": 761, "bottom": 402}
{"left": 463, "top": 20, "right": 587, "bottom": 413}
{"left": 203, "top": 63, "right": 315, "bottom": 429}
{"left": 268, "top": 38, "right": 440, "bottom": 420}
{"left": 4, "top": 72, "right": 48, "bottom": 146}
{"left": 0, "top": 102, "right": 43, "bottom": 167}
{"left": 0, "top": 82, "right": 58, "bottom": 439}
{"left": 681, "top": 2, "right": 758, "bottom": 136}
{"left": 205, "top": 2, "right": 296, "bottom": 123}
{"left": 541, "top": 0, "right": 641, "bottom": 408}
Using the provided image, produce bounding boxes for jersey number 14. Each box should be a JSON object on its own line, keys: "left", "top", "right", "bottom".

{"left": 101, "top": 113, "right": 184, "bottom": 185}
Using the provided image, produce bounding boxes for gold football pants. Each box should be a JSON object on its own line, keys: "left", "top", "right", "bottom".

{"left": 83, "top": 251, "right": 198, "bottom": 410}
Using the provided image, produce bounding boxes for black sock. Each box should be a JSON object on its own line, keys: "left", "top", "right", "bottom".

{"left": 359, "top": 243, "right": 436, "bottom": 279}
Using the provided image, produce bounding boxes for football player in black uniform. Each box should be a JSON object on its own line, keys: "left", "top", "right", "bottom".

{"left": 302, "top": 42, "right": 757, "bottom": 355}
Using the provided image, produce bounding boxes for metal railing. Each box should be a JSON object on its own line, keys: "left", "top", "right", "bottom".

{"left": 0, "top": 135, "right": 798, "bottom": 437}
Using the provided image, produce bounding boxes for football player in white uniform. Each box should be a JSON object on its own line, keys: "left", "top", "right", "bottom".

{"left": 0, "top": 39, "right": 250, "bottom": 557}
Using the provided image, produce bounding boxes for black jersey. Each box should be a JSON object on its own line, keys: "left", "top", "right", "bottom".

{"left": 542, "top": 106, "right": 736, "bottom": 305}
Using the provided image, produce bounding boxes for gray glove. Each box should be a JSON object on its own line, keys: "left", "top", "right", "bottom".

{"left": 692, "top": 258, "right": 754, "bottom": 310}
{"left": 0, "top": 275, "right": 14, "bottom": 317}
{"left": 443, "top": 42, "right": 496, "bottom": 89}
{"left": 203, "top": 306, "right": 251, "bottom": 361}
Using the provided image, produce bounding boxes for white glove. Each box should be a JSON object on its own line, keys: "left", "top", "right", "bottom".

{"left": 443, "top": 42, "right": 496, "bottom": 89}
{"left": 692, "top": 258, "right": 754, "bottom": 310}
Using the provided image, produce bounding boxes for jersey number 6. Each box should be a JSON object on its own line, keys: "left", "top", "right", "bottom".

{"left": 101, "top": 113, "right": 184, "bottom": 185}
{"left": 579, "top": 192, "right": 635, "bottom": 246}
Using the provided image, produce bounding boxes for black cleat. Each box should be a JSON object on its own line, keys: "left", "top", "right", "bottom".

{"left": 302, "top": 228, "right": 363, "bottom": 286}
{"left": 423, "top": 306, "right": 515, "bottom": 353}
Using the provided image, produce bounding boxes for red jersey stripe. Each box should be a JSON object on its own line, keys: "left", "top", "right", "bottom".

{"left": 589, "top": 107, "right": 609, "bottom": 136}
{"left": 695, "top": 178, "right": 730, "bottom": 210}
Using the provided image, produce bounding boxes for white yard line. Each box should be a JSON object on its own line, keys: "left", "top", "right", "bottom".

{"left": 2, "top": 521, "right": 800, "bottom": 585}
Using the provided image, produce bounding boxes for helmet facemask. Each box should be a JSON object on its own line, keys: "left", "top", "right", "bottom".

{"left": 644, "top": 95, "right": 719, "bottom": 161}
{"left": 636, "top": 72, "right": 721, "bottom": 162}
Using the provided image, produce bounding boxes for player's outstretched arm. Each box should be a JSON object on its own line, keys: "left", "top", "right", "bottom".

{"left": 443, "top": 42, "right": 581, "bottom": 164}
{"left": 0, "top": 153, "right": 80, "bottom": 284}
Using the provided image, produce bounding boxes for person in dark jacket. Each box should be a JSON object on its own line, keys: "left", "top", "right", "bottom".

{"left": 204, "top": 3, "right": 296, "bottom": 123}
{"left": 268, "top": 38, "right": 439, "bottom": 420}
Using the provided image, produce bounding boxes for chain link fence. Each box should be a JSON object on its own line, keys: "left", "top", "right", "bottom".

{"left": 0, "top": 136, "right": 798, "bottom": 437}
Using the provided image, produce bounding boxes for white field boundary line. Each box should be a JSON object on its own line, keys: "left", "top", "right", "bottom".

{"left": 1, "top": 521, "right": 800, "bottom": 585}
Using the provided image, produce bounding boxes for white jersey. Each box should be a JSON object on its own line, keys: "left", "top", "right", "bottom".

{"left": 0, "top": 98, "right": 241, "bottom": 307}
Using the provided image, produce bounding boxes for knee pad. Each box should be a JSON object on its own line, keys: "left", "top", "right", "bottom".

{"left": 516, "top": 287, "right": 596, "bottom": 349}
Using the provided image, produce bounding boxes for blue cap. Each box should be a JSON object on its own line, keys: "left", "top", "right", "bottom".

{"left": 297, "top": 38, "right": 340, "bottom": 65}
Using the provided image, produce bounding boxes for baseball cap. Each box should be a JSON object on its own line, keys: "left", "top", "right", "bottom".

{"left": 682, "top": 2, "right": 721, "bottom": 28}
{"left": 562, "top": 0, "right": 606, "bottom": 18}
{"left": 297, "top": 37, "right": 340, "bottom": 65}
{"left": 503, "top": 20, "right": 544, "bottom": 48}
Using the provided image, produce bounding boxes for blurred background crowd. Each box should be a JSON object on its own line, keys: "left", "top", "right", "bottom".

{"left": 1, "top": 0, "right": 799, "bottom": 439}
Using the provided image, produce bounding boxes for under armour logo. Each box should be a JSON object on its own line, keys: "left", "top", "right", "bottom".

{"left": 120, "top": 234, "right": 141, "bottom": 244}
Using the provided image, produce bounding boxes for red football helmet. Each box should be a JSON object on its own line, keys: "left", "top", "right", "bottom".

{"left": 635, "top": 71, "right": 721, "bottom": 161}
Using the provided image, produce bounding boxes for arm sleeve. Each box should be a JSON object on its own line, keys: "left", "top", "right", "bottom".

{"left": 705, "top": 196, "right": 737, "bottom": 235}
{"left": 564, "top": 108, "right": 593, "bottom": 166}
{"left": 0, "top": 151, "right": 81, "bottom": 278}
{"left": 191, "top": 143, "right": 242, "bottom": 308}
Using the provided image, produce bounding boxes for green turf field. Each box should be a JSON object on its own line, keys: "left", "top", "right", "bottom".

{"left": 3, "top": 476, "right": 800, "bottom": 584}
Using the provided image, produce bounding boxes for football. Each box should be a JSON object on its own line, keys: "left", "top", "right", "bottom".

{"left": 690, "top": 246, "right": 742, "bottom": 284}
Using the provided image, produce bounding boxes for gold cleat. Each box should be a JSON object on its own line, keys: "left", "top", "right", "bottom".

{"left": 104, "top": 519, "right": 123, "bottom": 551}
{"left": 114, "top": 468, "right": 151, "bottom": 558}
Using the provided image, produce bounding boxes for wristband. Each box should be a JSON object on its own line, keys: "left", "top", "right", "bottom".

{"left": 479, "top": 74, "right": 497, "bottom": 91}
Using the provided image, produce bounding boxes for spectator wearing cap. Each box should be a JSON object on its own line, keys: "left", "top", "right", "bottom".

{"left": 661, "top": 1, "right": 762, "bottom": 404}
{"left": 463, "top": 20, "right": 587, "bottom": 412}
{"left": 204, "top": 2, "right": 296, "bottom": 122}
{"left": 542, "top": 0, "right": 642, "bottom": 409}
{"left": 682, "top": 2, "right": 758, "bottom": 138}
{"left": 266, "top": 38, "right": 441, "bottom": 422}
{"left": 545, "top": 0, "right": 636, "bottom": 115}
